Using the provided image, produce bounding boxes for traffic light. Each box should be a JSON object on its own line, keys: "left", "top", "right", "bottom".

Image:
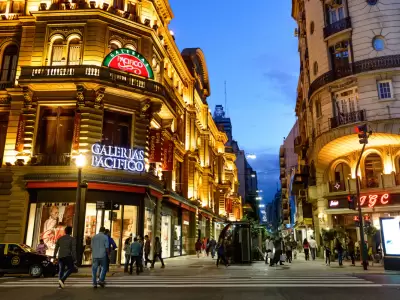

{"left": 354, "top": 216, "right": 360, "bottom": 227}
{"left": 347, "top": 195, "right": 356, "bottom": 210}
{"left": 355, "top": 124, "right": 369, "bottom": 144}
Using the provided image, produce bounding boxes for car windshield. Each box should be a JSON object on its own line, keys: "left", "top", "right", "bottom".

{"left": 20, "top": 244, "right": 36, "bottom": 253}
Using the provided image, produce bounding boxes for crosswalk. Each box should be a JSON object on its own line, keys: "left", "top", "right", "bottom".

{"left": 0, "top": 275, "right": 383, "bottom": 288}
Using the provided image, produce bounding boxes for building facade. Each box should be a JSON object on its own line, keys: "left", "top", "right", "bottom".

{"left": 0, "top": 0, "right": 241, "bottom": 263}
{"left": 291, "top": 0, "right": 400, "bottom": 247}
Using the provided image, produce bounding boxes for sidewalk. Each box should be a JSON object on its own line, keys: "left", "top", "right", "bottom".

{"left": 69, "top": 253, "right": 400, "bottom": 277}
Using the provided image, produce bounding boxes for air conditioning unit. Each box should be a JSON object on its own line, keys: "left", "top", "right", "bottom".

{"left": 334, "top": 42, "right": 347, "bottom": 52}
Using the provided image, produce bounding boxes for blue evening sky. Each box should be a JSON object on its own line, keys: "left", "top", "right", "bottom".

{"left": 169, "top": 0, "right": 298, "bottom": 202}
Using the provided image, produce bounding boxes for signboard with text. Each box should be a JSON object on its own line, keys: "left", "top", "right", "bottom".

{"left": 72, "top": 113, "right": 81, "bottom": 151}
{"left": 162, "top": 140, "right": 174, "bottom": 171}
{"left": 328, "top": 193, "right": 400, "bottom": 209}
{"left": 148, "top": 129, "right": 163, "bottom": 163}
{"left": 102, "top": 48, "right": 154, "bottom": 79}
{"left": 15, "top": 114, "right": 25, "bottom": 152}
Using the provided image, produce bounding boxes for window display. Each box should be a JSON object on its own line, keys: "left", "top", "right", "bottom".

{"left": 174, "top": 221, "right": 181, "bottom": 256}
{"left": 144, "top": 208, "right": 154, "bottom": 240}
{"left": 25, "top": 203, "right": 75, "bottom": 256}
{"left": 161, "top": 215, "right": 171, "bottom": 258}
{"left": 182, "top": 211, "right": 190, "bottom": 255}
{"left": 380, "top": 218, "right": 400, "bottom": 256}
{"left": 121, "top": 205, "right": 138, "bottom": 264}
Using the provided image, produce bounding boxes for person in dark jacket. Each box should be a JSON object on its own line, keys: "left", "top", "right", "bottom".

{"left": 336, "top": 238, "right": 344, "bottom": 266}
{"left": 144, "top": 235, "right": 152, "bottom": 268}
{"left": 53, "top": 226, "right": 76, "bottom": 289}
{"left": 150, "top": 237, "right": 165, "bottom": 268}
{"left": 347, "top": 236, "right": 355, "bottom": 266}
{"left": 216, "top": 241, "right": 228, "bottom": 267}
{"left": 195, "top": 239, "right": 202, "bottom": 258}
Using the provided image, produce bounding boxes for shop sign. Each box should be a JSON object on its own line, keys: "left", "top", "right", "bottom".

{"left": 148, "top": 129, "right": 163, "bottom": 163}
{"left": 72, "top": 113, "right": 81, "bottom": 151}
{"left": 96, "top": 201, "right": 120, "bottom": 210}
{"left": 162, "top": 140, "right": 174, "bottom": 171}
{"left": 102, "top": 48, "right": 154, "bottom": 79}
{"left": 91, "top": 143, "right": 145, "bottom": 172}
{"left": 328, "top": 193, "right": 394, "bottom": 209}
{"left": 15, "top": 114, "right": 25, "bottom": 152}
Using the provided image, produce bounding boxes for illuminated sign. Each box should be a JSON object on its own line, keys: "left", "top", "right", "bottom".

{"left": 380, "top": 218, "right": 400, "bottom": 256}
{"left": 360, "top": 193, "right": 389, "bottom": 208}
{"left": 329, "top": 200, "right": 339, "bottom": 207}
{"left": 91, "top": 143, "right": 145, "bottom": 172}
{"left": 102, "top": 48, "right": 154, "bottom": 79}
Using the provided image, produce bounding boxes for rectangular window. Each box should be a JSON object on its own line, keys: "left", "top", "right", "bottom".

{"left": 102, "top": 110, "right": 132, "bottom": 148}
{"left": 0, "top": 1, "right": 6, "bottom": 13}
{"left": 68, "top": 44, "right": 81, "bottom": 65}
{"left": 377, "top": 80, "right": 393, "bottom": 99}
{"left": 11, "top": 1, "right": 24, "bottom": 13}
{"left": 51, "top": 45, "right": 64, "bottom": 66}
{"left": 34, "top": 106, "right": 75, "bottom": 164}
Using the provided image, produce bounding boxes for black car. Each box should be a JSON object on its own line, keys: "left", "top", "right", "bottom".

{"left": 0, "top": 243, "right": 57, "bottom": 277}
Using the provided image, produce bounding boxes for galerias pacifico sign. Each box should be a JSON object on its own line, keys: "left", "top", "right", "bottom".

{"left": 102, "top": 48, "right": 154, "bottom": 79}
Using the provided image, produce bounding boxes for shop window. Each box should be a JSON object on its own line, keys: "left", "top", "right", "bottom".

{"left": 34, "top": 106, "right": 75, "bottom": 165}
{"left": 68, "top": 38, "right": 81, "bottom": 65}
{"left": 102, "top": 110, "right": 132, "bottom": 148}
{"left": 0, "top": 112, "right": 8, "bottom": 166}
{"left": 161, "top": 215, "right": 171, "bottom": 258}
{"left": 0, "top": 44, "right": 18, "bottom": 84}
{"left": 51, "top": 39, "right": 65, "bottom": 66}
{"left": 364, "top": 153, "right": 383, "bottom": 188}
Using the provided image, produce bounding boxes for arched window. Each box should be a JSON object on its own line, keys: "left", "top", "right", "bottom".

{"left": 51, "top": 39, "right": 64, "bottom": 66}
{"left": 68, "top": 38, "right": 81, "bottom": 65}
{"left": 364, "top": 153, "right": 383, "bottom": 188}
{"left": 1, "top": 45, "right": 18, "bottom": 84}
{"left": 109, "top": 40, "right": 122, "bottom": 52}
{"left": 124, "top": 44, "right": 136, "bottom": 51}
{"left": 332, "top": 162, "right": 351, "bottom": 191}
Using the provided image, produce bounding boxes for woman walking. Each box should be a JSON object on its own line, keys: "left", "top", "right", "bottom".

{"left": 303, "top": 239, "right": 310, "bottom": 261}
{"left": 195, "top": 239, "right": 202, "bottom": 258}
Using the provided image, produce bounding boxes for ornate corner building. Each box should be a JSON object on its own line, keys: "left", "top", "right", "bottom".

{"left": 0, "top": 0, "right": 242, "bottom": 262}
{"left": 291, "top": 0, "right": 400, "bottom": 245}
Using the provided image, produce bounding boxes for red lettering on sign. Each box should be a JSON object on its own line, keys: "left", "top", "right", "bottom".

{"left": 359, "top": 193, "right": 390, "bottom": 208}
{"left": 109, "top": 54, "right": 149, "bottom": 78}
{"left": 381, "top": 193, "right": 389, "bottom": 205}
{"left": 368, "top": 194, "right": 378, "bottom": 208}
{"left": 359, "top": 196, "right": 367, "bottom": 206}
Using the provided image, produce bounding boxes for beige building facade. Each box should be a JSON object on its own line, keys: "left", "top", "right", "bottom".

{"left": 0, "top": 0, "right": 241, "bottom": 262}
{"left": 292, "top": 0, "right": 400, "bottom": 246}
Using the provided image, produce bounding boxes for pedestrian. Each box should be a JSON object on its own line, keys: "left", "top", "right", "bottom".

{"left": 202, "top": 237, "right": 207, "bottom": 257}
{"left": 144, "top": 235, "right": 152, "bottom": 268}
{"left": 195, "top": 238, "right": 202, "bottom": 258}
{"left": 303, "top": 239, "right": 310, "bottom": 261}
{"left": 137, "top": 235, "right": 144, "bottom": 273}
{"left": 324, "top": 243, "right": 331, "bottom": 266}
{"left": 265, "top": 237, "right": 274, "bottom": 264}
{"left": 104, "top": 229, "right": 117, "bottom": 272}
{"left": 309, "top": 236, "right": 317, "bottom": 260}
{"left": 347, "top": 236, "right": 355, "bottom": 266}
{"left": 123, "top": 234, "right": 132, "bottom": 272}
{"left": 208, "top": 238, "right": 217, "bottom": 258}
{"left": 36, "top": 239, "right": 48, "bottom": 255}
{"left": 91, "top": 226, "right": 109, "bottom": 288}
{"left": 129, "top": 237, "right": 142, "bottom": 275}
{"left": 285, "top": 242, "right": 293, "bottom": 263}
{"left": 206, "top": 238, "right": 211, "bottom": 257}
{"left": 53, "top": 226, "right": 76, "bottom": 289}
{"left": 216, "top": 241, "right": 228, "bottom": 267}
{"left": 270, "top": 238, "right": 284, "bottom": 266}
{"left": 335, "top": 238, "right": 343, "bottom": 266}
{"left": 150, "top": 237, "right": 165, "bottom": 268}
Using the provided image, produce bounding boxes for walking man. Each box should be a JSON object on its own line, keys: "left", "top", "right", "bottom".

{"left": 91, "top": 227, "right": 109, "bottom": 288}
{"left": 129, "top": 237, "right": 142, "bottom": 275}
{"left": 123, "top": 234, "right": 132, "bottom": 272}
{"left": 53, "top": 226, "right": 76, "bottom": 289}
{"left": 144, "top": 235, "right": 152, "bottom": 268}
{"left": 209, "top": 238, "right": 217, "bottom": 258}
{"left": 151, "top": 237, "right": 165, "bottom": 268}
{"left": 347, "top": 236, "right": 355, "bottom": 266}
{"left": 265, "top": 237, "right": 274, "bottom": 264}
{"left": 309, "top": 236, "right": 317, "bottom": 260}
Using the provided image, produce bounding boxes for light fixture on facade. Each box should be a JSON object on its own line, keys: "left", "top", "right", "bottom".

{"left": 251, "top": 174, "right": 256, "bottom": 178}
{"left": 259, "top": 204, "right": 265, "bottom": 208}
{"left": 247, "top": 154, "right": 256, "bottom": 159}
{"left": 170, "top": 30, "right": 175, "bottom": 40}
{"left": 256, "top": 197, "right": 262, "bottom": 201}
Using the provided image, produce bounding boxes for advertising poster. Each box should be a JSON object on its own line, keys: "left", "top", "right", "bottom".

{"left": 380, "top": 218, "right": 400, "bottom": 256}
{"left": 15, "top": 114, "right": 25, "bottom": 152}
{"left": 162, "top": 140, "right": 174, "bottom": 171}
{"left": 71, "top": 113, "right": 81, "bottom": 151}
{"left": 39, "top": 203, "right": 75, "bottom": 256}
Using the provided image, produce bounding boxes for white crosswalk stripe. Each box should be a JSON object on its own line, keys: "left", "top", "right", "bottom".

{"left": 0, "top": 275, "right": 383, "bottom": 288}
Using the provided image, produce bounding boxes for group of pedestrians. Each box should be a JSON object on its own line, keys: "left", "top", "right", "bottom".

{"left": 53, "top": 226, "right": 166, "bottom": 289}
{"left": 195, "top": 237, "right": 230, "bottom": 268}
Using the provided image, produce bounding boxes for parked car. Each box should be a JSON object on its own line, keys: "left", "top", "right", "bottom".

{"left": 0, "top": 243, "right": 57, "bottom": 277}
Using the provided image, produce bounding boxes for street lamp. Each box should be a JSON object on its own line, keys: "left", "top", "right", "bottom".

{"left": 73, "top": 153, "right": 86, "bottom": 265}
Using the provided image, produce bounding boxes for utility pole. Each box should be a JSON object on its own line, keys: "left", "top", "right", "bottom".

{"left": 355, "top": 124, "right": 371, "bottom": 270}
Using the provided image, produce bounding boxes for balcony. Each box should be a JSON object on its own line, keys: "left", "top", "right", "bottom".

{"left": 0, "top": 81, "right": 13, "bottom": 90}
{"left": 19, "top": 65, "right": 178, "bottom": 111}
{"left": 323, "top": 17, "right": 352, "bottom": 39}
{"left": 328, "top": 181, "right": 347, "bottom": 193}
{"left": 30, "top": 153, "right": 71, "bottom": 166}
{"left": 280, "top": 157, "right": 285, "bottom": 168}
{"left": 329, "top": 109, "right": 366, "bottom": 129}
{"left": 309, "top": 54, "right": 400, "bottom": 97}
{"left": 279, "top": 145, "right": 285, "bottom": 157}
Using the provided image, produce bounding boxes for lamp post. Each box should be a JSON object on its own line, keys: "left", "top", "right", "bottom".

{"left": 73, "top": 154, "right": 86, "bottom": 265}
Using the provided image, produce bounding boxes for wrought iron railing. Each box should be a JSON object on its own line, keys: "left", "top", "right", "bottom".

{"left": 323, "top": 17, "right": 352, "bottom": 39}
{"left": 329, "top": 109, "right": 366, "bottom": 129}
{"left": 309, "top": 54, "right": 400, "bottom": 97}
{"left": 30, "top": 153, "right": 71, "bottom": 166}
{"left": 19, "top": 65, "right": 178, "bottom": 111}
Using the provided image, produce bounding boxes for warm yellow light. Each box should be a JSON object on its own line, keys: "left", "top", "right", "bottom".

{"left": 75, "top": 154, "right": 86, "bottom": 168}
{"left": 169, "top": 30, "right": 174, "bottom": 36}
{"left": 384, "top": 161, "right": 393, "bottom": 174}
